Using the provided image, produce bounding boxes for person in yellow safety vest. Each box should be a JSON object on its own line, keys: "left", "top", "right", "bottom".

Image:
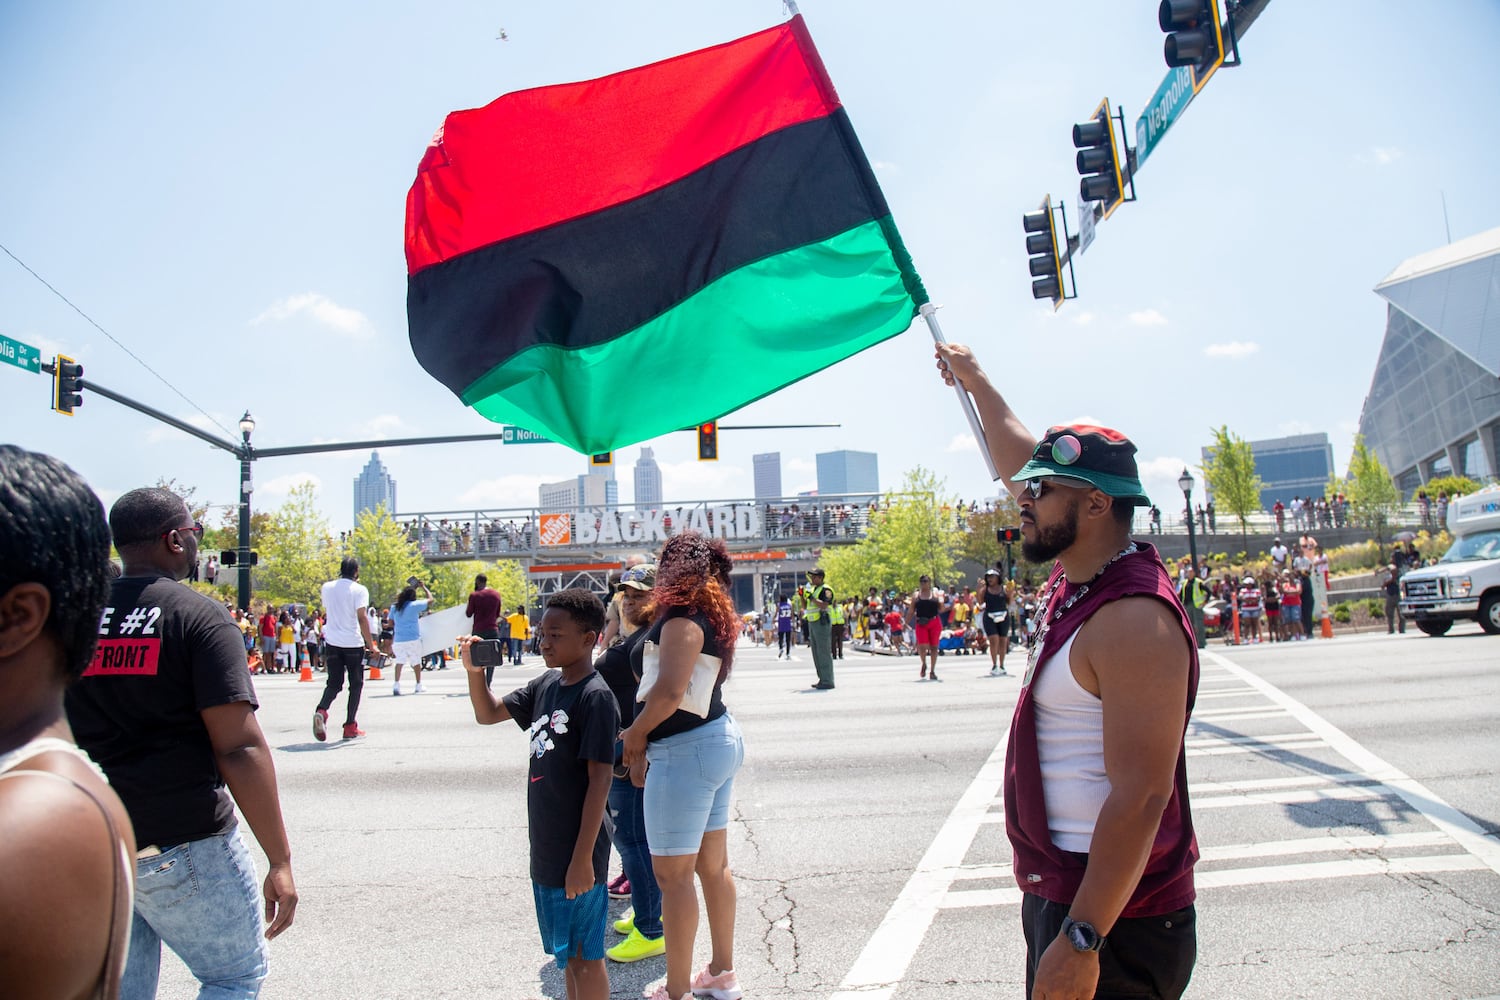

{"left": 1178, "top": 562, "right": 1209, "bottom": 649}
{"left": 829, "top": 598, "right": 846, "bottom": 660}
{"left": 802, "top": 569, "right": 835, "bottom": 689}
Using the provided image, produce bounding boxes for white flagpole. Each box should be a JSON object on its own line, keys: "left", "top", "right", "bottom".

{"left": 920, "top": 302, "right": 1000, "bottom": 481}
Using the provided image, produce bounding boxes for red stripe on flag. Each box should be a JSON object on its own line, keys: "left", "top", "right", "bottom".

{"left": 405, "top": 15, "right": 840, "bottom": 274}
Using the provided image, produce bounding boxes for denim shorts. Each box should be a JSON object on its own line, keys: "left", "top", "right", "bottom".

{"left": 531, "top": 882, "right": 607, "bottom": 969}
{"left": 644, "top": 712, "right": 745, "bottom": 856}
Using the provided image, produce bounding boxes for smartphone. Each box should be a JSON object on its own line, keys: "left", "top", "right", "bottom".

{"left": 408, "top": 576, "right": 421, "bottom": 587}
{"left": 469, "top": 639, "right": 505, "bottom": 667}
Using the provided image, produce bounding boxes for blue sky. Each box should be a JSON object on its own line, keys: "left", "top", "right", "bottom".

{"left": 4, "top": 1, "right": 1498, "bottom": 532}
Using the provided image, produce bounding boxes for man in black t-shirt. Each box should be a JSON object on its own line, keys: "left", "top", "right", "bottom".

{"left": 66, "top": 487, "right": 298, "bottom": 998}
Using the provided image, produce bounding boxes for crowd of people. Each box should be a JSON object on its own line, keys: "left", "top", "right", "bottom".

{"left": 746, "top": 569, "right": 1049, "bottom": 681}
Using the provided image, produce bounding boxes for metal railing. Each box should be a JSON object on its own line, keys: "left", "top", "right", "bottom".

{"left": 396, "top": 493, "right": 914, "bottom": 561}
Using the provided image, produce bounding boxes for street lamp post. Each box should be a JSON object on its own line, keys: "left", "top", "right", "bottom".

{"left": 1178, "top": 468, "right": 1199, "bottom": 574}
{"left": 237, "top": 410, "right": 255, "bottom": 612}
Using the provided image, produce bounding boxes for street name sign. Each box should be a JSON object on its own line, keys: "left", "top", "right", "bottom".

{"left": 0, "top": 333, "right": 42, "bottom": 373}
{"left": 1134, "top": 65, "right": 1195, "bottom": 167}
{"left": 502, "top": 425, "right": 551, "bottom": 445}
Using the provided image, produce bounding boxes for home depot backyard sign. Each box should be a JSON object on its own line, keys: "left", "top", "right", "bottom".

{"left": 537, "top": 505, "right": 761, "bottom": 547}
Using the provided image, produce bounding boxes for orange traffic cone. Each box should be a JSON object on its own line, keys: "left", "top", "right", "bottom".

{"left": 1320, "top": 612, "right": 1334, "bottom": 639}
{"left": 299, "top": 663, "right": 314, "bottom": 682}
{"left": 368, "top": 657, "right": 384, "bottom": 681}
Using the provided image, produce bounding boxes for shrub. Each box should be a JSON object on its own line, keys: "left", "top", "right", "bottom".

{"left": 1331, "top": 602, "right": 1352, "bottom": 624}
{"left": 1364, "top": 598, "right": 1386, "bottom": 619}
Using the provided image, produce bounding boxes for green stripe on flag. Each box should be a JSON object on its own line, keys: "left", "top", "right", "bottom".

{"left": 460, "top": 218, "right": 919, "bottom": 454}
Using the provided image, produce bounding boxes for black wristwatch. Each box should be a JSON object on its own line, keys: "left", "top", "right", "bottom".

{"left": 1059, "top": 916, "right": 1105, "bottom": 953}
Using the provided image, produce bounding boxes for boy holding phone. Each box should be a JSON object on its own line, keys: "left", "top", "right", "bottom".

{"left": 459, "top": 589, "right": 618, "bottom": 1000}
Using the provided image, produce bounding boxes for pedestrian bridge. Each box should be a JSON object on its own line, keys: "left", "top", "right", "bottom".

{"left": 397, "top": 494, "right": 909, "bottom": 607}
{"left": 399, "top": 493, "right": 889, "bottom": 563}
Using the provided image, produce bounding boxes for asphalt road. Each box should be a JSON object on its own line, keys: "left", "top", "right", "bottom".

{"left": 153, "top": 623, "right": 1500, "bottom": 999}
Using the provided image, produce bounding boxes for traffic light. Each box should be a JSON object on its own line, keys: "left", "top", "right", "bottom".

{"left": 1159, "top": 0, "right": 1225, "bottom": 91}
{"left": 590, "top": 451, "right": 613, "bottom": 467}
{"left": 53, "top": 354, "right": 83, "bottom": 415}
{"left": 996, "top": 527, "right": 1020, "bottom": 544}
{"left": 1073, "top": 100, "right": 1125, "bottom": 220}
{"left": 219, "top": 551, "right": 259, "bottom": 566}
{"left": 1022, "top": 197, "right": 1064, "bottom": 307}
{"left": 697, "top": 422, "right": 718, "bottom": 461}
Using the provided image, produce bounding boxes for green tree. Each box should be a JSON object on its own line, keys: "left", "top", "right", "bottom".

{"left": 423, "top": 559, "right": 538, "bottom": 613}
{"left": 957, "top": 496, "right": 1024, "bottom": 570}
{"left": 347, "top": 503, "right": 425, "bottom": 609}
{"left": 1422, "top": 474, "right": 1482, "bottom": 499}
{"left": 256, "top": 482, "right": 339, "bottom": 607}
{"left": 821, "top": 467, "right": 962, "bottom": 597}
{"left": 1345, "top": 435, "right": 1402, "bottom": 548}
{"left": 1202, "top": 426, "right": 1263, "bottom": 553}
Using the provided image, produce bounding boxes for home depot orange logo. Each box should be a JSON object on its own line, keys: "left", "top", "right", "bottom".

{"left": 538, "top": 513, "right": 572, "bottom": 547}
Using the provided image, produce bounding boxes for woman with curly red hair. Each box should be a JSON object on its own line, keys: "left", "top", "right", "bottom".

{"left": 619, "top": 532, "right": 746, "bottom": 1000}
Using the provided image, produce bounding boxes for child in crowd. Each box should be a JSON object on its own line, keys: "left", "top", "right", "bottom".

{"left": 460, "top": 589, "right": 619, "bottom": 1000}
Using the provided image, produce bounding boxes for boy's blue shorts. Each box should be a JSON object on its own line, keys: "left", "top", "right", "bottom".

{"left": 531, "top": 882, "right": 607, "bottom": 969}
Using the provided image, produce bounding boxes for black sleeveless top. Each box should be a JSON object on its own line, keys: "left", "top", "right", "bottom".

{"left": 913, "top": 593, "right": 941, "bottom": 619}
{"left": 982, "top": 587, "right": 1008, "bottom": 613}
{"left": 630, "top": 607, "right": 728, "bottom": 742}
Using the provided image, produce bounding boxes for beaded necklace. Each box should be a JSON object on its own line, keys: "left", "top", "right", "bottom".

{"left": 1025, "top": 542, "right": 1138, "bottom": 676}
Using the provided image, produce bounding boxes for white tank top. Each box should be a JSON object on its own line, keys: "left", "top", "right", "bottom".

{"left": 1033, "top": 630, "right": 1109, "bottom": 853}
{"left": 0, "top": 735, "right": 107, "bottom": 780}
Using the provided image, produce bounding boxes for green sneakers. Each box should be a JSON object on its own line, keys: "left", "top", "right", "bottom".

{"left": 606, "top": 927, "right": 665, "bottom": 963}
{"left": 613, "top": 911, "right": 634, "bottom": 935}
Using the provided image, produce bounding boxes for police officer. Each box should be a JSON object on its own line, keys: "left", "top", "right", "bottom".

{"left": 804, "top": 568, "right": 835, "bottom": 689}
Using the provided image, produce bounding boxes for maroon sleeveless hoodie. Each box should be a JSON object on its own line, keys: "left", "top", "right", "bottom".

{"left": 1005, "top": 541, "right": 1199, "bottom": 917}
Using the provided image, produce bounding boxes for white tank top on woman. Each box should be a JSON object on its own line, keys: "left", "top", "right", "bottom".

{"left": 1033, "top": 630, "right": 1109, "bottom": 853}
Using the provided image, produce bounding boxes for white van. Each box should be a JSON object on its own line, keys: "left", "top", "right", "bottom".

{"left": 1400, "top": 484, "right": 1500, "bottom": 635}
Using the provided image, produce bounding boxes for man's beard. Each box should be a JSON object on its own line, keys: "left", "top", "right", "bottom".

{"left": 1021, "top": 498, "right": 1080, "bottom": 563}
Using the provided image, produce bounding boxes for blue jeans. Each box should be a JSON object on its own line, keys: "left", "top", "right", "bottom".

{"left": 644, "top": 713, "right": 745, "bottom": 856}
{"left": 123, "top": 826, "right": 268, "bottom": 999}
{"left": 609, "top": 773, "right": 663, "bottom": 938}
{"left": 509, "top": 637, "right": 524, "bottom": 663}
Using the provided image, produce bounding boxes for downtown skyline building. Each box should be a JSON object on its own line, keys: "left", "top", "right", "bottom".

{"left": 352, "top": 451, "right": 396, "bottom": 522}
{"left": 816, "top": 449, "right": 879, "bottom": 498}
{"left": 753, "top": 452, "right": 782, "bottom": 500}
{"left": 633, "top": 446, "right": 663, "bottom": 510}
{"left": 539, "top": 455, "right": 619, "bottom": 511}
{"left": 1200, "top": 433, "right": 1335, "bottom": 510}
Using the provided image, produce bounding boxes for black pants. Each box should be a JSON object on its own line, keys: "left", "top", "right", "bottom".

{"left": 317, "top": 645, "right": 366, "bottom": 726}
{"left": 778, "top": 631, "right": 793, "bottom": 656}
{"left": 1021, "top": 893, "right": 1195, "bottom": 1000}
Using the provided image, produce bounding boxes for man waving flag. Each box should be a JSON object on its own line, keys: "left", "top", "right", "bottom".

{"left": 405, "top": 13, "right": 927, "bottom": 456}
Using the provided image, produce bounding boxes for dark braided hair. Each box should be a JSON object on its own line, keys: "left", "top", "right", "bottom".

{"left": 0, "top": 446, "right": 113, "bottom": 681}
{"left": 652, "top": 531, "right": 737, "bottom": 677}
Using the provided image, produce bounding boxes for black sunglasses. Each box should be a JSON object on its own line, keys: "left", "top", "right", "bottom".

{"left": 1022, "top": 476, "right": 1095, "bottom": 500}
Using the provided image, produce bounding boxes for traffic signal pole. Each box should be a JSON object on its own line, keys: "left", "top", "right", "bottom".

{"left": 38, "top": 359, "right": 845, "bottom": 608}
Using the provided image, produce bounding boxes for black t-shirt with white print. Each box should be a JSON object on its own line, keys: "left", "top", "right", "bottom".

{"left": 65, "top": 572, "right": 259, "bottom": 848}
{"left": 502, "top": 670, "right": 619, "bottom": 887}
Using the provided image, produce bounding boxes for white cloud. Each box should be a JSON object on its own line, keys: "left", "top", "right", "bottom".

{"left": 146, "top": 412, "right": 223, "bottom": 444}
{"left": 1277, "top": 420, "right": 1315, "bottom": 436}
{"left": 1071, "top": 311, "right": 1096, "bottom": 326}
{"left": 660, "top": 460, "right": 744, "bottom": 497}
{"left": 361, "top": 414, "right": 405, "bottom": 437}
{"left": 945, "top": 433, "right": 978, "bottom": 454}
{"left": 252, "top": 293, "right": 373, "bottom": 339}
{"left": 1357, "top": 146, "right": 1402, "bottom": 166}
{"left": 1137, "top": 456, "right": 1198, "bottom": 511}
{"left": 1128, "top": 308, "right": 1168, "bottom": 327}
{"left": 1203, "top": 341, "right": 1260, "bottom": 360}
{"left": 456, "top": 473, "right": 550, "bottom": 508}
{"left": 256, "top": 472, "right": 322, "bottom": 503}
{"left": 871, "top": 160, "right": 900, "bottom": 173}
